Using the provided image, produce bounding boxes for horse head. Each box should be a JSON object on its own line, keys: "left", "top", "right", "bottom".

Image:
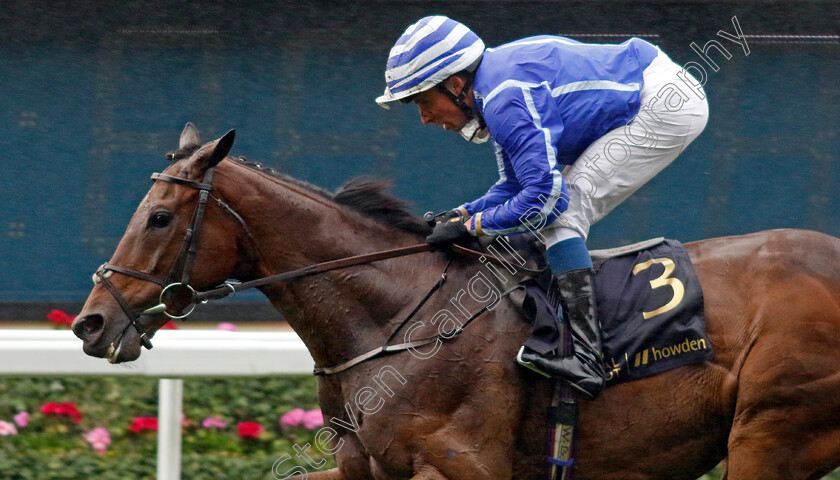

{"left": 72, "top": 123, "right": 249, "bottom": 363}
{"left": 73, "top": 122, "right": 443, "bottom": 369}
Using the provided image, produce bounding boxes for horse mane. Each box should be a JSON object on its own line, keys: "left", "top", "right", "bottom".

{"left": 333, "top": 177, "right": 432, "bottom": 236}
{"left": 166, "top": 146, "right": 431, "bottom": 236}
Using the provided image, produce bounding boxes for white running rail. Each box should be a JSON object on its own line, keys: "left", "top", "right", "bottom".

{"left": 0, "top": 329, "right": 314, "bottom": 480}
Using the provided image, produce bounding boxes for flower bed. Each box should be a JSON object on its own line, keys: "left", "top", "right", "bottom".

{"left": 0, "top": 375, "right": 332, "bottom": 479}
{"left": 15, "top": 312, "right": 840, "bottom": 479}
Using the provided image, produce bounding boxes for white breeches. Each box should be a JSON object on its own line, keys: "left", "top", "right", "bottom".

{"left": 542, "top": 49, "right": 710, "bottom": 247}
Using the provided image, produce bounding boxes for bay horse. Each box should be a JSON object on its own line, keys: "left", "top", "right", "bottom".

{"left": 72, "top": 125, "right": 840, "bottom": 480}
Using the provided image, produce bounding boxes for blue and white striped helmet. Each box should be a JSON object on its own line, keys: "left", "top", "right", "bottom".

{"left": 376, "top": 16, "right": 485, "bottom": 108}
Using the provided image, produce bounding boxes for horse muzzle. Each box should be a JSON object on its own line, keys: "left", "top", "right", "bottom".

{"left": 72, "top": 311, "right": 143, "bottom": 363}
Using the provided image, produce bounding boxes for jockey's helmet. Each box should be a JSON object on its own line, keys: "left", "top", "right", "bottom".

{"left": 375, "top": 15, "right": 485, "bottom": 108}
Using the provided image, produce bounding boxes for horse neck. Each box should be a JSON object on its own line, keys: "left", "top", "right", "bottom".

{"left": 214, "top": 161, "right": 445, "bottom": 365}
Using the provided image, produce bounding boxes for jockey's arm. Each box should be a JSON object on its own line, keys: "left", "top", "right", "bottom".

{"left": 459, "top": 172, "right": 521, "bottom": 219}
{"left": 466, "top": 85, "right": 569, "bottom": 236}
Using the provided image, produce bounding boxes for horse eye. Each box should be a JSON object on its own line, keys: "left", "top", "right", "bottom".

{"left": 148, "top": 212, "right": 173, "bottom": 228}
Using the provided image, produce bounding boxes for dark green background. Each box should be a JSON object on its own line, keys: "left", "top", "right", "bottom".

{"left": 1, "top": 1, "right": 838, "bottom": 315}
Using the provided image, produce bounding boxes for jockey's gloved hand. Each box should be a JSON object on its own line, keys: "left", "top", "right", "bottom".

{"left": 424, "top": 208, "right": 465, "bottom": 227}
{"left": 437, "top": 209, "right": 464, "bottom": 223}
{"left": 425, "top": 217, "right": 472, "bottom": 246}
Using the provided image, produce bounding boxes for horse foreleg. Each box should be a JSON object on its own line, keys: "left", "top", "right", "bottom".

{"left": 725, "top": 425, "right": 840, "bottom": 480}
{"left": 410, "top": 464, "right": 449, "bottom": 479}
{"left": 283, "top": 461, "right": 455, "bottom": 479}
{"left": 286, "top": 468, "right": 347, "bottom": 480}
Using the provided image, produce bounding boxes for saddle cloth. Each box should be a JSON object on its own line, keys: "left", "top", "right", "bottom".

{"left": 490, "top": 235, "right": 713, "bottom": 387}
{"left": 593, "top": 238, "right": 713, "bottom": 386}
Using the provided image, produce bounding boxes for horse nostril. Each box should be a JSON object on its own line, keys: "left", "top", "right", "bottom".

{"left": 74, "top": 314, "right": 104, "bottom": 340}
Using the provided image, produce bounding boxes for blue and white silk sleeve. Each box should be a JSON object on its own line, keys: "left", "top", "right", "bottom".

{"left": 460, "top": 142, "right": 521, "bottom": 215}
{"left": 471, "top": 84, "right": 569, "bottom": 236}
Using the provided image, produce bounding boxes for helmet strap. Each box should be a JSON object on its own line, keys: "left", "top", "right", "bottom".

{"left": 436, "top": 76, "right": 486, "bottom": 130}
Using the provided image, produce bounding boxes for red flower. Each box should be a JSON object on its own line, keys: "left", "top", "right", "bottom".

{"left": 46, "top": 310, "right": 76, "bottom": 327}
{"left": 40, "top": 402, "right": 82, "bottom": 423}
{"left": 237, "top": 421, "right": 264, "bottom": 439}
{"left": 159, "top": 321, "right": 178, "bottom": 330}
{"left": 129, "top": 417, "right": 158, "bottom": 433}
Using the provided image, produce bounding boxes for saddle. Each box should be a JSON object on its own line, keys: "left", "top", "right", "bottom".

{"left": 476, "top": 233, "right": 711, "bottom": 385}
{"left": 475, "top": 234, "right": 712, "bottom": 479}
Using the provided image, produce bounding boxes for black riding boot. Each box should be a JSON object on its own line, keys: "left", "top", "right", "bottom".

{"left": 516, "top": 268, "right": 606, "bottom": 399}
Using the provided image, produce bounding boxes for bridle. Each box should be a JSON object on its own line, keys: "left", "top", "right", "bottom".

{"left": 94, "top": 165, "right": 442, "bottom": 349}
{"left": 92, "top": 162, "right": 533, "bottom": 375}
{"left": 92, "top": 166, "right": 237, "bottom": 349}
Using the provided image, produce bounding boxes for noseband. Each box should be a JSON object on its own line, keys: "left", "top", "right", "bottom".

{"left": 92, "top": 166, "right": 248, "bottom": 349}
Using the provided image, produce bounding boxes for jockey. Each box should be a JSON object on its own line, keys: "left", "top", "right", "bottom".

{"left": 376, "top": 15, "right": 708, "bottom": 399}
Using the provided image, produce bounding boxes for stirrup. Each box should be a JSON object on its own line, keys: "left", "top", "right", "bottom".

{"left": 515, "top": 346, "right": 551, "bottom": 378}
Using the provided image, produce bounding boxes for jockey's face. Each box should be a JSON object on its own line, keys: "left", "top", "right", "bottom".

{"left": 412, "top": 76, "right": 472, "bottom": 133}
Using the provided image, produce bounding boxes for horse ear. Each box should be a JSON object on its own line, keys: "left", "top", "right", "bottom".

{"left": 205, "top": 129, "right": 236, "bottom": 169}
{"left": 179, "top": 122, "right": 200, "bottom": 149}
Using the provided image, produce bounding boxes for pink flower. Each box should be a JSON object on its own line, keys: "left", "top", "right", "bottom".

{"left": 14, "top": 411, "right": 29, "bottom": 427}
{"left": 83, "top": 427, "right": 111, "bottom": 453}
{"left": 202, "top": 417, "right": 227, "bottom": 429}
{"left": 279, "top": 408, "right": 305, "bottom": 428}
{"left": 217, "top": 322, "right": 237, "bottom": 331}
{"left": 302, "top": 409, "right": 324, "bottom": 430}
{"left": 0, "top": 421, "right": 18, "bottom": 436}
{"left": 237, "top": 421, "right": 264, "bottom": 439}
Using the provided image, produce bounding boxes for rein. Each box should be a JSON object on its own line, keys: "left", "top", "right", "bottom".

{"left": 194, "top": 243, "right": 436, "bottom": 303}
{"left": 93, "top": 164, "right": 505, "bottom": 358}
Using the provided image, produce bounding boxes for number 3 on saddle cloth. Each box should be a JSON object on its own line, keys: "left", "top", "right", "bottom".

{"left": 516, "top": 237, "right": 713, "bottom": 387}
